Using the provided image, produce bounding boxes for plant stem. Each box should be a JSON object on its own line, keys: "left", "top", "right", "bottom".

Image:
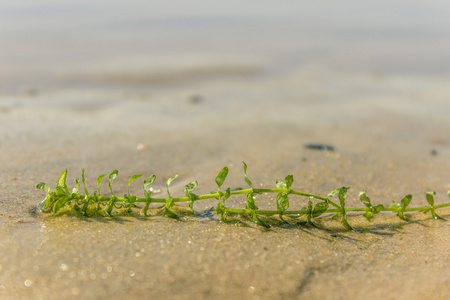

{"left": 36, "top": 167, "right": 450, "bottom": 229}
{"left": 54, "top": 189, "right": 450, "bottom": 215}
{"left": 224, "top": 202, "right": 450, "bottom": 215}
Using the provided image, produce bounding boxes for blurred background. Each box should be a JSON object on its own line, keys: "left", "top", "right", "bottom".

{"left": 2, "top": 0, "right": 450, "bottom": 93}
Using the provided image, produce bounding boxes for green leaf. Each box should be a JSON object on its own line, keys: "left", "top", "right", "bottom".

{"left": 327, "top": 188, "right": 341, "bottom": 199}
{"left": 223, "top": 188, "right": 231, "bottom": 204}
{"left": 337, "top": 187, "right": 353, "bottom": 230}
{"left": 431, "top": 209, "right": 445, "bottom": 220}
{"left": 246, "top": 192, "right": 258, "bottom": 211}
{"left": 338, "top": 187, "right": 350, "bottom": 209}
{"left": 57, "top": 169, "right": 67, "bottom": 188}
{"left": 144, "top": 175, "right": 156, "bottom": 189}
{"left": 359, "top": 191, "right": 383, "bottom": 221}
{"left": 163, "top": 207, "right": 179, "bottom": 219}
{"left": 217, "top": 187, "right": 229, "bottom": 220}
{"left": 359, "top": 190, "right": 371, "bottom": 208}
{"left": 166, "top": 174, "right": 178, "bottom": 199}
{"left": 81, "top": 169, "right": 89, "bottom": 195}
{"left": 36, "top": 182, "right": 54, "bottom": 195}
{"left": 40, "top": 193, "right": 56, "bottom": 210}
{"left": 81, "top": 197, "right": 90, "bottom": 216}
{"left": 277, "top": 193, "right": 284, "bottom": 215}
{"left": 363, "top": 211, "right": 373, "bottom": 221}
{"left": 127, "top": 174, "right": 142, "bottom": 196}
{"left": 373, "top": 204, "right": 384, "bottom": 214}
{"left": 426, "top": 191, "right": 436, "bottom": 206}
{"left": 96, "top": 201, "right": 102, "bottom": 212}
{"left": 124, "top": 195, "right": 137, "bottom": 212}
{"left": 400, "top": 194, "right": 412, "bottom": 211}
{"left": 215, "top": 167, "right": 228, "bottom": 190}
{"left": 108, "top": 170, "right": 119, "bottom": 195}
{"left": 142, "top": 201, "right": 151, "bottom": 217}
{"left": 276, "top": 193, "right": 289, "bottom": 214}
{"left": 74, "top": 177, "right": 80, "bottom": 193}
{"left": 396, "top": 195, "right": 412, "bottom": 221}
{"left": 185, "top": 181, "right": 198, "bottom": 198}
{"left": 251, "top": 211, "right": 270, "bottom": 228}
{"left": 285, "top": 175, "right": 294, "bottom": 189}
{"left": 125, "top": 195, "right": 137, "bottom": 204}
{"left": 107, "top": 197, "right": 117, "bottom": 216}
{"left": 143, "top": 175, "right": 156, "bottom": 199}
{"left": 426, "top": 191, "right": 444, "bottom": 220}
{"left": 276, "top": 193, "right": 282, "bottom": 211}
{"left": 389, "top": 201, "right": 401, "bottom": 209}
{"left": 96, "top": 174, "right": 107, "bottom": 196}
{"left": 55, "top": 186, "right": 65, "bottom": 196}
{"left": 307, "top": 196, "right": 314, "bottom": 224}
{"left": 165, "top": 197, "right": 174, "bottom": 210}
{"left": 312, "top": 201, "right": 329, "bottom": 218}
{"left": 185, "top": 181, "right": 198, "bottom": 211}
{"left": 53, "top": 196, "right": 71, "bottom": 213}
{"left": 275, "top": 180, "right": 287, "bottom": 189}
{"left": 216, "top": 202, "right": 226, "bottom": 221}
{"left": 242, "top": 161, "right": 253, "bottom": 188}
{"left": 341, "top": 215, "right": 353, "bottom": 230}
{"left": 57, "top": 169, "right": 70, "bottom": 194}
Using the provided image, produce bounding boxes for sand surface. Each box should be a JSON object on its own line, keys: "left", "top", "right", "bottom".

{"left": 1, "top": 2, "right": 450, "bottom": 299}
{"left": 1, "top": 69, "right": 450, "bottom": 300}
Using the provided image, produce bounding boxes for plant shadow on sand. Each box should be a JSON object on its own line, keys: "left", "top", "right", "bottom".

{"left": 36, "top": 204, "right": 449, "bottom": 242}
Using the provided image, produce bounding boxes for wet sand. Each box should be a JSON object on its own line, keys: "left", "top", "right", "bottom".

{"left": 1, "top": 67, "right": 450, "bottom": 300}
{"left": 2, "top": 2, "right": 450, "bottom": 299}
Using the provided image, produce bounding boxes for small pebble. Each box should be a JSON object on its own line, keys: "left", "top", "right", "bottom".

{"left": 304, "top": 144, "right": 335, "bottom": 152}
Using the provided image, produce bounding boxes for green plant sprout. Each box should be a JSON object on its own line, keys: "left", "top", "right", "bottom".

{"left": 36, "top": 162, "right": 450, "bottom": 229}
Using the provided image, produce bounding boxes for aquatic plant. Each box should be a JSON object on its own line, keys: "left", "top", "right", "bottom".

{"left": 36, "top": 162, "right": 450, "bottom": 229}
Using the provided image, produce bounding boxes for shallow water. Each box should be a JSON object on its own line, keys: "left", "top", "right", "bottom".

{"left": 2, "top": 0, "right": 450, "bottom": 92}
{"left": 1, "top": 2, "right": 450, "bottom": 299}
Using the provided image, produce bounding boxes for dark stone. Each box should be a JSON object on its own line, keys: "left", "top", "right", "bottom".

{"left": 304, "top": 144, "right": 335, "bottom": 152}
